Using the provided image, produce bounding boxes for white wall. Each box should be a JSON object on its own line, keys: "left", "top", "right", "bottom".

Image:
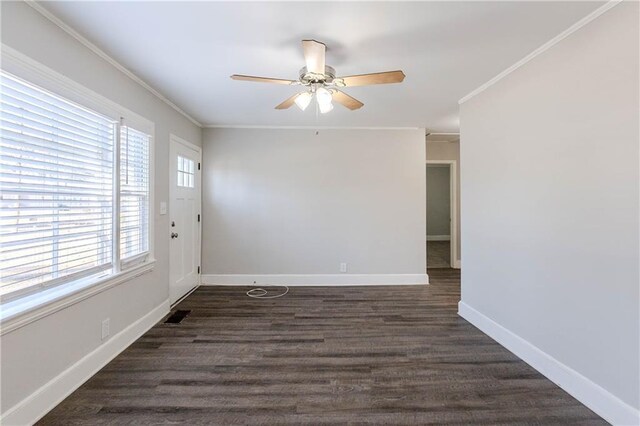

{"left": 202, "top": 128, "right": 426, "bottom": 279}
{"left": 459, "top": 2, "right": 639, "bottom": 424}
{"left": 426, "top": 141, "right": 461, "bottom": 262}
{"left": 426, "top": 165, "right": 450, "bottom": 236}
{"left": 0, "top": 2, "right": 201, "bottom": 422}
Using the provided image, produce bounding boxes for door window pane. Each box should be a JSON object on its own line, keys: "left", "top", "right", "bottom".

{"left": 177, "top": 155, "right": 195, "bottom": 188}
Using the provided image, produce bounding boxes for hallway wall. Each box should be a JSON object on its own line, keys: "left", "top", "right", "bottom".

{"left": 426, "top": 165, "right": 451, "bottom": 237}
{"left": 459, "top": 3, "right": 639, "bottom": 423}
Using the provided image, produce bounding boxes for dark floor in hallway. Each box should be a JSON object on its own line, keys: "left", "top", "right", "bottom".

{"left": 427, "top": 240, "right": 450, "bottom": 268}
{"left": 39, "top": 269, "right": 604, "bottom": 425}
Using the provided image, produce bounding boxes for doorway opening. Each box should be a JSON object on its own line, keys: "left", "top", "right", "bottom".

{"left": 426, "top": 161, "right": 457, "bottom": 268}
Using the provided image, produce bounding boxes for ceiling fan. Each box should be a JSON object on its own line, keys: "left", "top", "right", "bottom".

{"left": 230, "top": 39, "right": 405, "bottom": 114}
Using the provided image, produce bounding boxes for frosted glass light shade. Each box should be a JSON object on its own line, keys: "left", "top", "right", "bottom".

{"left": 318, "top": 101, "right": 333, "bottom": 114}
{"left": 295, "top": 92, "right": 313, "bottom": 111}
{"left": 316, "top": 87, "right": 333, "bottom": 114}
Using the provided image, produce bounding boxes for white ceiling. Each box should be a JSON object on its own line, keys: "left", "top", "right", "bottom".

{"left": 41, "top": 1, "right": 602, "bottom": 130}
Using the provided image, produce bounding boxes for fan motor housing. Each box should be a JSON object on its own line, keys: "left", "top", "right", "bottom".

{"left": 299, "top": 65, "right": 336, "bottom": 84}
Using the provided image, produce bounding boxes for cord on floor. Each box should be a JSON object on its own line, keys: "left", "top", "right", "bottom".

{"left": 246, "top": 285, "right": 289, "bottom": 299}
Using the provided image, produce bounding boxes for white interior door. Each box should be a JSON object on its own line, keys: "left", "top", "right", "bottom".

{"left": 169, "top": 136, "right": 201, "bottom": 305}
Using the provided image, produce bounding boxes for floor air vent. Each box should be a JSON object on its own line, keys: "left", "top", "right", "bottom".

{"left": 164, "top": 310, "right": 191, "bottom": 324}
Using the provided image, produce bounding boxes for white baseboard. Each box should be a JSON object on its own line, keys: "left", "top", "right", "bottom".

{"left": 458, "top": 301, "right": 639, "bottom": 426}
{"left": 202, "top": 274, "right": 429, "bottom": 286}
{"left": 426, "top": 235, "right": 451, "bottom": 241}
{"left": 1, "top": 299, "right": 170, "bottom": 426}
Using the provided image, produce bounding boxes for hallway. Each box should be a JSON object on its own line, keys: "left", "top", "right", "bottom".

{"left": 427, "top": 240, "right": 450, "bottom": 268}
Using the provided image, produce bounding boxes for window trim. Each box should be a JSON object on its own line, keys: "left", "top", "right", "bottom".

{"left": 0, "top": 45, "right": 156, "bottom": 330}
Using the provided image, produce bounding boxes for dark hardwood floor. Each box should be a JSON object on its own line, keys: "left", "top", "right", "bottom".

{"left": 39, "top": 269, "right": 605, "bottom": 425}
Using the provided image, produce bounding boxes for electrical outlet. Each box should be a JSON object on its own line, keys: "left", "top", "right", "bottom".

{"left": 101, "top": 318, "right": 110, "bottom": 341}
{"left": 340, "top": 262, "right": 348, "bottom": 273}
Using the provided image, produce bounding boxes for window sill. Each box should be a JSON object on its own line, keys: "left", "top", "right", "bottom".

{"left": 0, "top": 260, "right": 155, "bottom": 336}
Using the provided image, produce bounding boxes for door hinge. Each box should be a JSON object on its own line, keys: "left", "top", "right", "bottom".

{"left": 198, "top": 162, "right": 201, "bottom": 170}
{"left": 197, "top": 266, "right": 200, "bottom": 274}
{"left": 197, "top": 214, "right": 200, "bottom": 222}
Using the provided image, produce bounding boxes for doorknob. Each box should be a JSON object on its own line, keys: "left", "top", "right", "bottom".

{"left": 171, "top": 232, "right": 179, "bottom": 239}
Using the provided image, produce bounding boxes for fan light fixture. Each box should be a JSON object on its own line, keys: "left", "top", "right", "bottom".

{"left": 315, "top": 87, "right": 333, "bottom": 114}
{"left": 319, "top": 102, "right": 333, "bottom": 114}
{"left": 294, "top": 91, "right": 312, "bottom": 111}
{"left": 294, "top": 88, "right": 334, "bottom": 114}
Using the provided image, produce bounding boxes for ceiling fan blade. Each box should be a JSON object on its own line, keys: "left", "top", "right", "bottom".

{"left": 338, "top": 70, "right": 405, "bottom": 87}
{"left": 302, "top": 40, "right": 326, "bottom": 75}
{"left": 230, "top": 74, "right": 296, "bottom": 85}
{"left": 333, "top": 90, "right": 364, "bottom": 110}
{"left": 275, "top": 93, "right": 300, "bottom": 109}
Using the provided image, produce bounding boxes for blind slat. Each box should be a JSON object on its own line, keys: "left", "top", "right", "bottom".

{"left": 1, "top": 75, "right": 116, "bottom": 125}
{"left": 4, "top": 217, "right": 113, "bottom": 232}
{"left": 2, "top": 130, "right": 115, "bottom": 162}
{"left": 1, "top": 233, "right": 112, "bottom": 257}
{"left": 1, "top": 210, "right": 113, "bottom": 220}
{"left": 7, "top": 258, "right": 110, "bottom": 286}
{"left": 1, "top": 147, "right": 113, "bottom": 174}
{"left": 2, "top": 238, "right": 114, "bottom": 263}
{"left": 1, "top": 92, "right": 115, "bottom": 135}
{"left": 3, "top": 249, "right": 112, "bottom": 279}
{"left": 1, "top": 102, "right": 114, "bottom": 142}
{"left": 1, "top": 122, "right": 114, "bottom": 151}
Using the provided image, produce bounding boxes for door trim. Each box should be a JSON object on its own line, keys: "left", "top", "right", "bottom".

{"left": 426, "top": 160, "right": 458, "bottom": 269}
{"left": 170, "top": 133, "right": 202, "bottom": 155}
{"left": 169, "top": 134, "right": 202, "bottom": 295}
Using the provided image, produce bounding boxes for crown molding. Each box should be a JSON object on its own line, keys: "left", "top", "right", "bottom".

{"left": 24, "top": 0, "right": 202, "bottom": 128}
{"left": 458, "top": 0, "right": 622, "bottom": 105}
{"left": 203, "top": 124, "right": 423, "bottom": 130}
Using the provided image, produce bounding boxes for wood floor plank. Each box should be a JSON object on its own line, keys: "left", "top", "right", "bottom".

{"left": 38, "top": 269, "right": 605, "bottom": 425}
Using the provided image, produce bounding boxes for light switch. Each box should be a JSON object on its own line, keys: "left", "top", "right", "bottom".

{"left": 160, "top": 202, "right": 167, "bottom": 215}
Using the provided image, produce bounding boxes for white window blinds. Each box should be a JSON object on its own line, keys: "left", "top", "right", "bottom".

{"left": 119, "top": 126, "right": 150, "bottom": 261}
{"left": 0, "top": 72, "right": 115, "bottom": 297}
{"left": 0, "top": 70, "right": 153, "bottom": 301}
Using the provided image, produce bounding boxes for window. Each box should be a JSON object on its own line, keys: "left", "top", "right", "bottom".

{"left": 0, "top": 71, "right": 152, "bottom": 300}
{"left": 177, "top": 155, "right": 195, "bottom": 188}
{"left": 120, "top": 126, "right": 150, "bottom": 260}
